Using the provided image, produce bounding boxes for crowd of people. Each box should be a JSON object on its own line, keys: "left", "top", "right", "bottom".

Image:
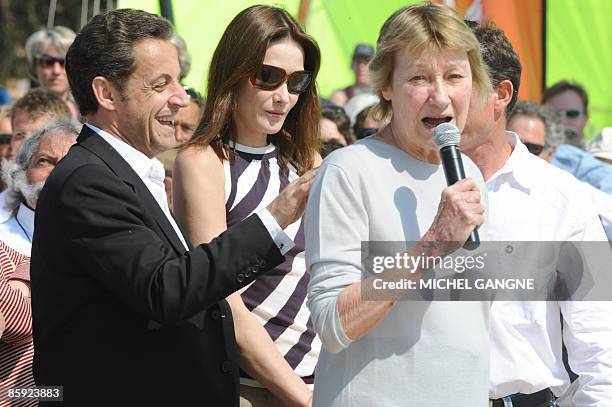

{"left": 0, "top": 2, "right": 610, "bottom": 407}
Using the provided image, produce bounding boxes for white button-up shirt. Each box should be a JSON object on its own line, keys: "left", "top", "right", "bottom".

{"left": 88, "top": 123, "right": 190, "bottom": 251}
{"left": 486, "top": 132, "right": 612, "bottom": 405}
{"left": 0, "top": 191, "right": 13, "bottom": 224}
{"left": 0, "top": 203, "right": 34, "bottom": 256}
{"left": 85, "top": 124, "right": 293, "bottom": 254}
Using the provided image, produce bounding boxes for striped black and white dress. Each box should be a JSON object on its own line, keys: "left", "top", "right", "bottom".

{"left": 223, "top": 141, "right": 321, "bottom": 384}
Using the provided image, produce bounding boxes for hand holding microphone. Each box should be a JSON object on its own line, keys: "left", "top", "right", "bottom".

{"left": 428, "top": 123, "right": 482, "bottom": 250}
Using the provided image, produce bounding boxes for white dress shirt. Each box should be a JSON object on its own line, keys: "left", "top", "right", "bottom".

{"left": 85, "top": 124, "right": 293, "bottom": 254}
{"left": 0, "top": 203, "right": 34, "bottom": 256}
{"left": 0, "top": 191, "right": 12, "bottom": 224}
{"left": 486, "top": 132, "right": 612, "bottom": 406}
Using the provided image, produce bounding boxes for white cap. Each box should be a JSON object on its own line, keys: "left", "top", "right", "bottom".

{"left": 588, "top": 127, "right": 612, "bottom": 162}
{"left": 344, "top": 93, "right": 379, "bottom": 126}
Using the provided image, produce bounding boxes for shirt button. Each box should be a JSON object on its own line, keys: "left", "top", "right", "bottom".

{"left": 221, "top": 361, "right": 232, "bottom": 373}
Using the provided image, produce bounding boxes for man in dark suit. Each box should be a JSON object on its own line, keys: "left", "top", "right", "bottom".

{"left": 30, "top": 9, "right": 315, "bottom": 406}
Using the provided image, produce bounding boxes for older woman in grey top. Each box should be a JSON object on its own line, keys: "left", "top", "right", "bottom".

{"left": 305, "top": 4, "right": 493, "bottom": 407}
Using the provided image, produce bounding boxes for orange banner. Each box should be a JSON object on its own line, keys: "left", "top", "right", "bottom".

{"left": 482, "top": 0, "right": 543, "bottom": 102}
{"left": 437, "top": 0, "right": 543, "bottom": 102}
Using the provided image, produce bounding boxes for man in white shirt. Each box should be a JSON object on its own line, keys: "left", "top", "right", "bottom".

{"left": 507, "top": 101, "right": 612, "bottom": 241}
{"left": 462, "top": 21, "right": 612, "bottom": 407}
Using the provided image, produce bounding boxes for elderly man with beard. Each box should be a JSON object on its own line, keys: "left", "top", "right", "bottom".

{"left": 0, "top": 90, "right": 72, "bottom": 223}
{"left": 0, "top": 121, "right": 78, "bottom": 400}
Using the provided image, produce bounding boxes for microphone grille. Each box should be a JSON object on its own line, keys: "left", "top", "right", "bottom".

{"left": 433, "top": 122, "right": 461, "bottom": 149}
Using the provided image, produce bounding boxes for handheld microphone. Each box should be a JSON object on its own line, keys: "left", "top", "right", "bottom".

{"left": 432, "top": 122, "right": 480, "bottom": 249}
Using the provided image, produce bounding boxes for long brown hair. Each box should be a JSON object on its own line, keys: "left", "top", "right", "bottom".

{"left": 185, "top": 5, "right": 321, "bottom": 175}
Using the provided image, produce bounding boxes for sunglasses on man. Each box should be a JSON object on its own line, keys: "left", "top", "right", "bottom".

{"left": 557, "top": 109, "right": 583, "bottom": 119}
{"left": 36, "top": 54, "right": 65, "bottom": 68}
{"left": 250, "top": 64, "right": 312, "bottom": 94}
{"left": 524, "top": 142, "right": 544, "bottom": 156}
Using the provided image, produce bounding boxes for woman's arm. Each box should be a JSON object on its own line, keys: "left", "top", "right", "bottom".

{"left": 226, "top": 292, "right": 312, "bottom": 407}
{"left": 173, "top": 146, "right": 312, "bottom": 407}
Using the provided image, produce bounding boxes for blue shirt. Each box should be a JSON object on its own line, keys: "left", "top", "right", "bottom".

{"left": 552, "top": 144, "right": 612, "bottom": 194}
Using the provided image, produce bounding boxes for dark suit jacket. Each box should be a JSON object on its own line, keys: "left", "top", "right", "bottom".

{"left": 30, "top": 126, "right": 284, "bottom": 406}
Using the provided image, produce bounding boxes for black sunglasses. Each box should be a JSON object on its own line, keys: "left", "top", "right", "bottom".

{"left": 558, "top": 109, "right": 583, "bottom": 119}
{"left": 36, "top": 54, "right": 65, "bottom": 68}
{"left": 250, "top": 64, "right": 312, "bottom": 94}
{"left": 524, "top": 142, "right": 544, "bottom": 156}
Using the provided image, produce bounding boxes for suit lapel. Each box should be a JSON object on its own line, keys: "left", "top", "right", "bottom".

{"left": 77, "top": 126, "right": 188, "bottom": 255}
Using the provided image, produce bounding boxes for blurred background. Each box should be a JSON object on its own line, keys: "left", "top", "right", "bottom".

{"left": 1, "top": 0, "right": 610, "bottom": 140}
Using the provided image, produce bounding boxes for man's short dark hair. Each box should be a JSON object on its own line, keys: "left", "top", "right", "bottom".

{"left": 66, "top": 8, "right": 174, "bottom": 116}
{"left": 11, "top": 89, "right": 71, "bottom": 123}
{"left": 353, "top": 105, "right": 375, "bottom": 140}
{"left": 185, "top": 87, "right": 204, "bottom": 108}
{"left": 508, "top": 100, "right": 559, "bottom": 147}
{"left": 466, "top": 20, "right": 522, "bottom": 113}
{"left": 321, "top": 105, "right": 354, "bottom": 145}
{"left": 542, "top": 80, "right": 588, "bottom": 115}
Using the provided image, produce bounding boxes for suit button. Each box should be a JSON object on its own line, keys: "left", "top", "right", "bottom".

{"left": 257, "top": 259, "right": 266, "bottom": 268}
{"left": 211, "top": 310, "right": 221, "bottom": 320}
{"left": 221, "top": 361, "right": 232, "bottom": 373}
{"left": 236, "top": 273, "right": 246, "bottom": 283}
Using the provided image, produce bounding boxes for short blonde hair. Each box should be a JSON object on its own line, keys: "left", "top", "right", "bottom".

{"left": 369, "top": 2, "right": 491, "bottom": 121}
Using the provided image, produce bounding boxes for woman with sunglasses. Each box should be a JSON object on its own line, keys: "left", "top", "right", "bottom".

{"left": 174, "top": 5, "right": 321, "bottom": 407}
{"left": 25, "top": 27, "right": 79, "bottom": 120}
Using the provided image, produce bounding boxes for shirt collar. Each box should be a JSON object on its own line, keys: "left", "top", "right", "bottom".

{"left": 16, "top": 203, "right": 34, "bottom": 238}
{"left": 486, "top": 131, "right": 533, "bottom": 190}
{"left": 85, "top": 123, "right": 164, "bottom": 182}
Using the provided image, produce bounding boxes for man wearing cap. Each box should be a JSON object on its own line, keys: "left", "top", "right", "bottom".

{"left": 330, "top": 44, "right": 374, "bottom": 106}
